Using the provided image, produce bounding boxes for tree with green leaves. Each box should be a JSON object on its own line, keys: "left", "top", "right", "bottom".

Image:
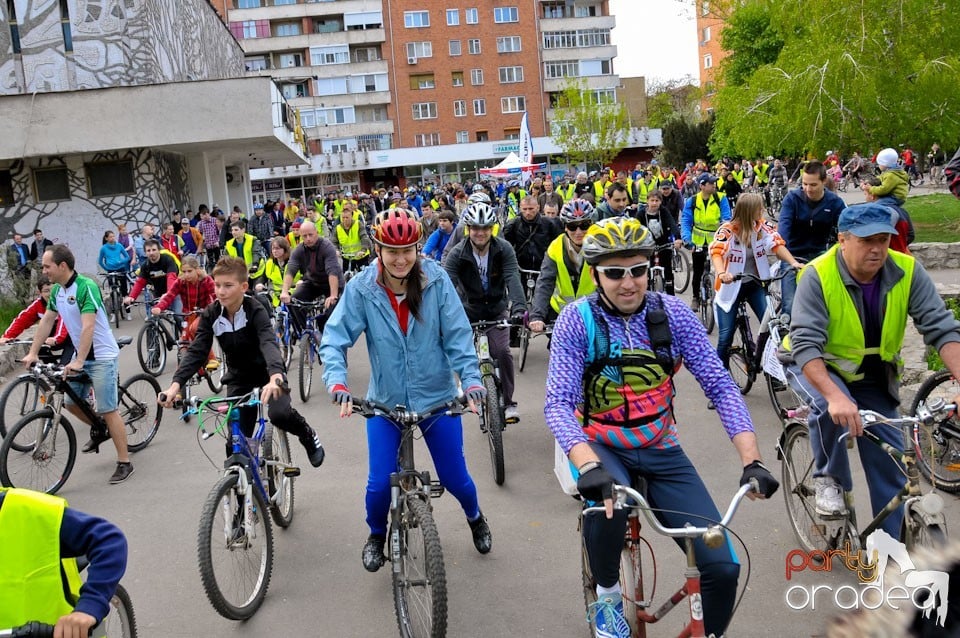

{"left": 646, "top": 78, "right": 702, "bottom": 128}
{"left": 550, "top": 78, "right": 630, "bottom": 169}
{"left": 661, "top": 115, "right": 715, "bottom": 168}
{"left": 710, "top": 0, "right": 960, "bottom": 159}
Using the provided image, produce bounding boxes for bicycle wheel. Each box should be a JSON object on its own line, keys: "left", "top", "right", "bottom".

{"left": 119, "top": 374, "right": 162, "bottom": 453}
{"left": 111, "top": 289, "right": 121, "bottom": 329}
{"left": 391, "top": 497, "right": 447, "bottom": 638}
{"left": 0, "top": 375, "right": 49, "bottom": 451}
{"left": 673, "top": 250, "right": 691, "bottom": 294}
{"left": 766, "top": 373, "right": 805, "bottom": 426}
{"left": 205, "top": 341, "right": 225, "bottom": 394}
{"left": 909, "top": 370, "right": 960, "bottom": 492}
{"left": 278, "top": 325, "right": 294, "bottom": 371}
{"left": 197, "top": 472, "right": 274, "bottom": 620}
{"left": 263, "top": 425, "right": 295, "bottom": 529}
{"left": 650, "top": 270, "right": 664, "bottom": 293}
{"left": 100, "top": 583, "right": 138, "bottom": 637}
{"left": 727, "top": 329, "right": 754, "bottom": 395}
{"left": 517, "top": 327, "right": 531, "bottom": 373}
{"left": 136, "top": 322, "right": 166, "bottom": 376}
{"left": 298, "top": 335, "right": 315, "bottom": 403}
{"left": 901, "top": 509, "right": 947, "bottom": 552}
{"left": 781, "top": 423, "right": 838, "bottom": 553}
{"left": 482, "top": 373, "right": 505, "bottom": 486}
{"left": 581, "top": 521, "right": 641, "bottom": 637}
{"left": 0, "top": 409, "right": 77, "bottom": 494}
{"left": 698, "top": 274, "right": 715, "bottom": 334}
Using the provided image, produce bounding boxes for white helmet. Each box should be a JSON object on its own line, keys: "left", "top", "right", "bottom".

{"left": 468, "top": 191, "right": 491, "bottom": 205}
{"left": 461, "top": 202, "right": 497, "bottom": 227}
{"left": 877, "top": 148, "right": 899, "bottom": 169}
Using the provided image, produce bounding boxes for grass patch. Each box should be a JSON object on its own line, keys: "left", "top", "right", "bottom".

{"left": 906, "top": 193, "right": 960, "bottom": 243}
{"left": 927, "top": 298, "right": 960, "bottom": 370}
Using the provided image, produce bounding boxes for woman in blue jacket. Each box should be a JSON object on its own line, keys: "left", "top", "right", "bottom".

{"left": 320, "top": 209, "right": 492, "bottom": 572}
{"left": 98, "top": 230, "right": 132, "bottom": 307}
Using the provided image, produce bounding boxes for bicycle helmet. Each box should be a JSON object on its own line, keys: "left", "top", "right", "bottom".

{"left": 559, "top": 199, "right": 597, "bottom": 224}
{"left": 581, "top": 217, "right": 656, "bottom": 265}
{"left": 472, "top": 183, "right": 485, "bottom": 193}
{"left": 460, "top": 202, "right": 497, "bottom": 227}
{"left": 468, "top": 191, "right": 492, "bottom": 205}
{"left": 508, "top": 179, "right": 521, "bottom": 188}
{"left": 372, "top": 209, "right": 422, "bottom": 248}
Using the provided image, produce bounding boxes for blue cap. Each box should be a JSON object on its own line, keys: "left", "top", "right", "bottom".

{"left": 838, "top": 203, "right": 898, "bottom": 237}
{"left": 697, "top": 173, "right": 718, "bottom": 185}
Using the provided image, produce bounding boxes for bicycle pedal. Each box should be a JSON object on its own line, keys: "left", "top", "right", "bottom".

{"left": 505, "top": 415, "right": 519, "bottom": 425}
{"left": 283, "top": 467, "right": 301, "bottom": 477}
{"left": 429, "top": 480, "right": 445, "bottom": 498}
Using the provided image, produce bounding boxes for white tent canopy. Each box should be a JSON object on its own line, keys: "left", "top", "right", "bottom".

{"left": 478, "top": 152, "right": 546, "bottom": 176}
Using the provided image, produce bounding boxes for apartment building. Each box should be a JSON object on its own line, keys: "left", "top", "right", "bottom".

{"left": 696, "top": 0, "right": 726, "bottom": 113}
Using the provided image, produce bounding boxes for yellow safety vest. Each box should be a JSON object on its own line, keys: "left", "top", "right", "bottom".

{"left": 547, "top": 236, "right": 594, "bottom": 313}
{"left": 336, "top": 223, "right": 369, "bottom": 258}
{"left": 286, "top": 232, "right": 301, "bottom": 248}
{"left": 731, "top": 170, "right": 744, "bottom": 184}
{"left": 795, "top": 245, "right": 914, "bottom": 382}
{"left": 635, "top": 180, "right": 655, "bottom": 205}
{"left": 559, "top": 184, "right": 576, "bottom": 201}
{"left": 225, "top": 234, "right": 265, "bottom": 278}
{"left": 755, "top": 164, "right": 770, "bottom": 184}
{"left": 0, "top": 488, "right": 84, "bottom": 629}
{"left": 159, "top": 248, "right": 180, "bottom": 270}
{"left": 692, "top": 192, "right": 724, "bottom": 246}
{"left": 263, "top": 259, "right": 299, "bottom": 306}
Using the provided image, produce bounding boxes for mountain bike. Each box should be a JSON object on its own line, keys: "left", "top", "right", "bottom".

{"left": 767, "top": 184, "right": 786, "bottom": 221}
{"left": 0, "top": 343, "right": 61, "bottom": 448}
{"left": 135, "top": 308, "right": 183, "bottom": 375}
{"left": 908, "top": 370, "right": 960, "bottom": 492}
{"left": 672, "top": 246, "right": 691, "bottom": 294}
{"left": 353, "top": 398, "right": 467, "bottom": 638}
{"left": 288, "top": 298, "right": 326, "bottom": 402}
{"left": 273, "top": 302, "right": 297, "bottom": 371}
{"left": 692, "top": 246, "right": 714, "bottom": 334}
{"left": 471, "top": 319, "right": 515, "bottom": 486}
{"left": 174, "top": 384, "right": 300, "bottom": 620}
{"left": 778, "top": 401, "right": 952, "bottom": 558}
{"left": 0, "top": 341, "right": 162, "bottom": 494}
{"left": 581, "top": 481, "right": 757, "bottom": 638}
{"left": 647, "top": 245, "right": 671, "bottom": 293}
{"left": 100, "top": 272, "right": 132, "bottom": 329}
{"left": 342, "top": 251, "right": 369, "bottom": 283}
{"left": 174, "top": 331, "right": 225, "bottom": 423}
{"left": 516, "top": 269, "right": 549, "bottom": 373}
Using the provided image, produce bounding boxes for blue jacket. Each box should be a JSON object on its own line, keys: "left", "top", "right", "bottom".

{"left": 777, "top": 188, "right": 846, "bottom": 260}
{"left": 98, "top": 242, "right": 131, "bottom": 272}
{"left": 422, "top": 227, "right": 453, "bottom": 260}
{"left": 320, "top": 257, "right": 482, "bottom": 411}
{"left": 406, "top": 194, "right": 424, "bottom": 215}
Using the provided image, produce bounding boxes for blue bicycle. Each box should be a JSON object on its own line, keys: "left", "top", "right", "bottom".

{"left": 273, "top": 302, "right": 297, "bottom": 371}
{"left": 288, "top": 298, "right": 326, "bottom": 403}
{"left": 169, "top": 384, "right": 300, "bottom": 620}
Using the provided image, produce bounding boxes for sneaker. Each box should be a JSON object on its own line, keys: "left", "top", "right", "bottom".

{"left": 814, "top": 476, "right": 845, "bottom": 517}
{"left": 690, "top": 298, "right": 700, "bottom": 312}
{"left": 109, "top": 313, "right": 116, "bottom": 324}
{"left": 362, "top": 534, "right": 387, "bottom": 572}
{"left": 504, "top": 404, "right": 520, "bottom": 424}
{"left": 108, "top": 462, "right": 134, "bottom": 484}
{"left": 588, "top": 592, "right": 631, "bottom": 638}
{"left": 707, "top": 400, "right": 716, "bottom": 410}
{"left": 124, "top": 310, "right": 132, "bottom": 321}
{"left": 300, "top": 428, "right": 325, "bottom": 468}
{"left": 82, "top": 428, "right": 112, "bottom": 454}
{"left": 468, "top": 512, "right": 492, "bottom": 554}
{"left": 205, "top": 359, "right": 220, "bottom": 371}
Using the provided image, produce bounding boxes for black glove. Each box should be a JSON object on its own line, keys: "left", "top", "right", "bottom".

{"left": 576, "top": 463, "right": 615, "bottom": 504}
{"left": 510, "top": 311, "right": 527, "bottom": 325}
{"left": 740, "top": 460, "right": 779, "bottom": 498}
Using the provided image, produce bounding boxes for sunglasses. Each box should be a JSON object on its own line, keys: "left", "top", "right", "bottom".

{"left": 565, "top": 220, "right": 593, "bottom": 232}
{"left": 595, "top": 263, "right": 650, "bottom": 280}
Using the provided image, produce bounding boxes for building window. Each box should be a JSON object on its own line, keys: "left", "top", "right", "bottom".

{"left": 543, "top": 28, "right": 611, "bottom": 49}
{"left": 446, "top": 9, "right": 459, "bottom": 25}
{"left": 275, "top": 22, "right": 301, "bottom": 37}
{"left": 574, "top": 5, "right": 597, "bottom": 17}
{"left": 468, "top": 39, "right": 481, "bottom": 54}
{"left": 415, "top": 133, "right": 441, "bottom": 147}
{"left": 701, "top": 26, "right": 711, "bottom": 42}
{"left": 279, "top": 53, "right": 303, "bottom": 68}
{"left": 498, "top": 66, "right": 523, "bottom": 83}
{"left": 496, "top": 36, "right": 521, "bottom": 53}
{"left": 470, "top": 69, "right": 483, "bottom": 85}
{"left": 7, "top": 0, "right": 21, "bottom": 53}
{"left": 407, "top": 41, "right": 433, "bottom": 58}
{"left": 456, "top": 131, "right": 469, "bottom": 144}
{"left": 504, "top": 128, "right": 520, "bottom": 140}
{"left": 701, "top": 1, "right": 710, "bottom": 16}
{"left": 315, "top": 76, "right": 348, "bottom": 96}
{"left": 473, "top": 98, "right": 486, "bottom": 116}
{"left": 229, "top": 19, "right": 271, "bottom": 39}
{"left": 544, "top": 61, "right": 579, "bottom": 79}
{"left": 454, "top": 100, "right": 467, "bottom": 116}
{"left": 350, "top": 73, "right": 388, "bottom": 93}
{"left": 404, "top": 11, "right": 430, "bottom": 28}
{"left": 33, "top": 167, "right": 70, "bottom": 203}
{"left": 412, "top": 102, "right": 438, "bottom": 120}
{"left": 282, "top": 82, "right": 308, "bottom": 99}
{"left": 476, "top": 130, "right": 489, "bottom": 142}
{"left": 245, "top": 56, "right": 268, "bottom": 71}
{"left": 501, "top": 96, "right": 525, "bottom": 113}
{"left": 352, "top": 46, "right": 382, "bottom": 62}
{"left": 86, "top": 160, "right": 135, "bottom": 198}
{"left": 703, "top": 53, "right": 713, "bottom": 69}
{"left": 344, "top": 11, "right": 384, "bottom": 30}
{"left": 311, "top": 45, "right": 349, "bottom": 65}
{"left": 59, "top": 0, "right": 72, "bottom": 52}
{"left": 410, "top": 73, "right": 436, "bottom": 89}
{"left": 452, "top": 71, "right": 464, "bottom": 87}
{"left": 237, "top": 0, "right": 261, "bottom": 7}
{"left": 493, "top": 7, "right": 518, "bottom": 23}
{"left": 465, "top": 7, "right": 478, "bottom": 24}
{"left": 314, "top": 18, "right": 342, "bottom": 33}
{"left": 449, "top": 40, "right": 461, "bottom": 56}
{"left": 274, "top": 0, "right": 295, "bottom": 4}
{"left": 0, "top": 170, "right": 14, "bottom": 207}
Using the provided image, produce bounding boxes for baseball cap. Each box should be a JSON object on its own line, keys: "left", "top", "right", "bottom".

{"left": 659, "top": 180, "right": 675, "bottom": 189}
{"left": 697, "top": 173, "right": 719, "bottom": 186}
{"left": 291, "top": 221, "right": 302, "bottom": 230}
{"left": 838, "top": 203, "right": 898, "bottom": 237}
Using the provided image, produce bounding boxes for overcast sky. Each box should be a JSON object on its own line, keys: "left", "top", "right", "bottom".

{"left": 609, "top": 0, "right": 699, "bottom": 86}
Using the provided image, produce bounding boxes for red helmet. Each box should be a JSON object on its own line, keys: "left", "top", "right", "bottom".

{"left": 373, "top": 209, "right": 422, "bottom": 248}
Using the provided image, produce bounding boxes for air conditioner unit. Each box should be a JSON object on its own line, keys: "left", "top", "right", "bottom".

{"left": 407, "top": 56, "right": 418, "bottom": 65}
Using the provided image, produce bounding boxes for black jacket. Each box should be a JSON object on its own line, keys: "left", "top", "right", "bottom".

{"left": 29, "top": 238, "right": 53, "bottom": 261}
{"left": 502, "top": 215, "right": 561, "bottom": 271}
{"left": 444, "top": 236, "right": 526, "bottom": 321}
{"left": 173, "top": 295, "right": 283, "bottom": 389}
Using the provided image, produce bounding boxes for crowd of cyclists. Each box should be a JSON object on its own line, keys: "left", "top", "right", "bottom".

{"left": 4, "top": 140, "right": 960, "bottom": 637}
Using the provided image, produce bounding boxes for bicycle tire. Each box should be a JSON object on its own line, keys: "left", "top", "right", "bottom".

{"left": 111, "top": 289, "right": 121, "bottom": 329}
{"left": 205, "top": 341, "right": 225, "bottom": 394}
{"left": 698, "top": 273, "right": 715, "bottom": 334}
{"left": 263, "top": 425, "right": 295, "bottom": 528}
{"left": 673, "top": 249, "right": 691, "bottom": 294}
{"left": 727, "top": 346, "right": 753, "bottom": 394}
{"left": 278, "top": 323, "right": 294, "bottom": 371}
{"left": 0, "top": 374, "right": 50, "bottom": 451}
{"left": 518, "top": 327, "right": 530, "bottom": 373}
{"left": 391, "top": 497, "right": 447, "bottom": 638}
{"left": 580, "top": 522, "right": 641, "bottom": 637}
{"left": 909, "top": 369, "right": 960, "bottom": 492}
{"left": 651, "top": 271, "right": 664, "bottom": 294}
{"left": 766, "top": 373, "right": 805, "bottom": 427}
{"left": 781, "top": 423, "right": 840, "bottom": 553}
{"left": 298, "top": 336, "right": 315, "bottom": 403}
{"left": 197, "top": 472, "right": 274, "bottom": 620}
{"left": 136, "top": 322, "right": 166, "bottom": 376}
{"left": 0, "top": 409, "right": 77, "bottom": 494}
{"left": 101, "top": 583, "right": 138, "bottom": 637}
{"left": 119, "top": 374, "right": 162, "bottom": 453}
{"left": 482, "top": 373, "right": 505, "bottom": 486}
{"left": 901, "top": 511, "right": 947, "bottom": 552}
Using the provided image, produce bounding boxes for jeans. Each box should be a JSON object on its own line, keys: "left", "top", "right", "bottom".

{"left": 365, "top": 414, "right": 480, "bottom": 535}
{"left": 784, "top": 364, "right": 904, "bottom": 536}
{"left": 715, "top": 281, "right": 766, "bottom": 368}
{"left": 580, "top": 444, "right": 740, "bottom": 638}
{"left": 780, "top": 267, "right": 798, "bottom": 320}
{"left": 484, "top": 312, "right": 516, "bottom": 406}
{"left": 66, "top": 358, "right": 119, "bottom": 414}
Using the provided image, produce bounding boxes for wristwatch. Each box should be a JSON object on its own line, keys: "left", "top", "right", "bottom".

{"left": 578, "top": 461, "right": 602, "bottom": 474}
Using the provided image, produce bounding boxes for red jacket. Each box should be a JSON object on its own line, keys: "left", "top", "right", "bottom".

{"left": 155, "top": 275, "right": 216, "bottom": 313}
{"left": 2, "top": 297, "right": 69, "bottom": 344}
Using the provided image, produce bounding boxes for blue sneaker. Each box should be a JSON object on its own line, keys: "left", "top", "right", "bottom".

{"left": 588, "top": 593, "right": 630, "bottom": 638}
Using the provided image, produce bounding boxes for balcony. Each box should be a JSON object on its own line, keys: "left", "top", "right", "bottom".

{"left": 544, "top": 74, "right": 619, "bottom": 93}
{"left": 542, "top": 44, "right": 616, "bottom": 62}
{"left": 312, "top": 59, "right": 387, "bottom": 78}
{"left": 230, "top": 0, "right": 373, "bottom": 20}
{"left": 287, "top": 90, "right": 392, "bottom": 109}
{"left": 238, "top": 29, "right": 384, "bottom": 55}
{"left": 540, "top": 15, "right": 615, "bottom": 32}
{"left": 304, "top": 120, "right": 394, "bottom": 139}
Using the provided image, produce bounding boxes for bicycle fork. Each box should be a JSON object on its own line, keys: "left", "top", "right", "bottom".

{"left": 222, "top": 469, "right": 258, "bottom": 543}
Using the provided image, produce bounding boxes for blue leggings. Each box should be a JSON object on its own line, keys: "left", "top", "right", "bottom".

{"left": 365, "top": 414, "right": 480, "bottom": 536}
{"left": 580, "top": 444, "right": 740, "bottom": 638}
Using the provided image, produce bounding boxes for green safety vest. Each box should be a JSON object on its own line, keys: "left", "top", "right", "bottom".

{"left": 755, "top": 164, "right": 770, "bottom": 184}
{"left": 559, "top": 184, "right": 576, "bottom": 201}
{"left": 691, "top": 192, "right": 724, "bottom": 246}
{"left": 634, "top": 180, "right": 655, "bottom": 204}
{"left": 336, "top": 222, "right": 368, "bottom": 258}
{"left": 731, "top": 170, "right": 744, "bottom": 184}
{"left": 263, "top": 259, "right": 299, "bottom": 306}
{"left": 547, "top": 236, "right": 594, "bottom": 313}
{"left": 0, "top": 488, "right": 84, "bottom": 629}
{"left": 225, "top": 234, "right": 265, "bottom": 278}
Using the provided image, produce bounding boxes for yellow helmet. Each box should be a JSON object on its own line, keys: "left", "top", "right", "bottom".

{"left": 581, "top": 217, "right": 656, "bottom": 265}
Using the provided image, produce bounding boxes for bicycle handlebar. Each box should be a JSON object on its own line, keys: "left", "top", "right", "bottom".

{"left": 470, "top": 319, "right": 517, "bottom": 330}
{"left": 838, "top": 400, "right": 957, "bottom": 442}
{"left": 351, "top": 397, "right": 467, "bottom": 424}
{"left": 0, "top": 621, "right": 56, "bottom": 637}
{"left": 287, "top": 297, "right": 327, "bottom": 310}
{"left": 583, "top": 481, "right": 757, "bottom": 539}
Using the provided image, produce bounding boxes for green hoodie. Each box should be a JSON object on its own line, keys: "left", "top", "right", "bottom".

{"left": 869, "top": 168, "right": 909, "bottom": 204}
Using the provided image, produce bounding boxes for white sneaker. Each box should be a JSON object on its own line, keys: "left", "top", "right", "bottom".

{"left": 814, "top": 476, "right": 845, "bottom": 517}
{"left": 109, "top": 314, "right": 116, "bottom": 324}
{"left": 504, "top": 404, "right": 519, "bottom": 423}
